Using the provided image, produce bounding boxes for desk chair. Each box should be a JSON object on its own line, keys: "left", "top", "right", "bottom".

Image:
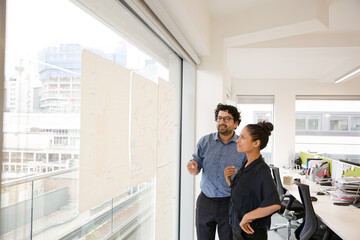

{"left": 270, "top": 167, "right": 304, "bottom": 240}
{"left": 293, "top": 182, "right": 333, "bottom": 240}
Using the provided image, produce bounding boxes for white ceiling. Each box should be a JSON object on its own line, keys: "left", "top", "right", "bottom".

{"left": 207, "top": 0, "right": 292, "bottom": 20}
{"left": 227, "top": 47, "right": 360, "bottom": 80}
{"left": 153, "top": 0, "right": 357, "bottom": 84}
{"left": 207, "top": 0, "right": 360, "bottom": 82}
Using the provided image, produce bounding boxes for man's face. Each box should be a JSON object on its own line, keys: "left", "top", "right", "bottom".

{"left": 216, "top": 110, "right": 238, "bottom": 136}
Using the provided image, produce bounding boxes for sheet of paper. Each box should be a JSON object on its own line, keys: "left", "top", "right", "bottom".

{"left": 157, "top": 78, "right": 175, "bottom": 167}
{"left": 130, "top": 73, "right": 158, "bottom": 187}
{"left": 79, "top": 50, "right": 131, "bottom": 212}
{"left": 331, "top": 160, "right": 344, "bottom": 181}
{"left": 155, "top": 162, "right": 174, "bottom": 240}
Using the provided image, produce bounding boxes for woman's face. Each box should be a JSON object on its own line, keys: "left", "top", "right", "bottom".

{"left": 236, "top": 127, "right": 258, "bottom": 153}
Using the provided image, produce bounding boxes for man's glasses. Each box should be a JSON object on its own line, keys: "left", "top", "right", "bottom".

{"left": 216, "top": 116, "right": 233, "bottom": 123}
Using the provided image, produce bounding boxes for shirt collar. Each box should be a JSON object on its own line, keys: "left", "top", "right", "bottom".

{"left": 229, "top": 132, "right": 238, "bottom": 143}
{"left": 215, "top": 131, "right": 237, "bottom": 143}
{"left": 244, "top": 155, "right": 263, "bottom": 172}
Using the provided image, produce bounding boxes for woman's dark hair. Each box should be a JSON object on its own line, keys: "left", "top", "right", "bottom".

{"left": 246, "top": 121, "right": 274, "bottom": 150}
{"left": 214, "top": 103, "right": 241, "bottom": 126}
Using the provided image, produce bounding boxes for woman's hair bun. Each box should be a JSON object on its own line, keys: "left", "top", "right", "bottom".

{"left": 257, "top": 121, "right": 273, "bottom": 136}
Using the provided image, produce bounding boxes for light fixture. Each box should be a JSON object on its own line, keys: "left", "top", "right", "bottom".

{"left": 335, "top": 67, "right": 360, "bottom": 83}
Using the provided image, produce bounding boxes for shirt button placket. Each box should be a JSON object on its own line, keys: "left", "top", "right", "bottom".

{"left": 218, "top": 146, "right": 223, "bottom": 184}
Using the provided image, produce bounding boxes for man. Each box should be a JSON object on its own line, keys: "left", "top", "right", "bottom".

{"left": 187, "top": 103, "right": 247, "bottom": 240}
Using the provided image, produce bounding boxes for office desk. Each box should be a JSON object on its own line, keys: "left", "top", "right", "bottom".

{"left": 280, "top": 168, "right": 360, "bottom": 240}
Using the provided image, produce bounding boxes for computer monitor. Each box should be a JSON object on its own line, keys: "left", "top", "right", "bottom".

{"left": 306, "top": 158, "right": 322, "bottom": 169}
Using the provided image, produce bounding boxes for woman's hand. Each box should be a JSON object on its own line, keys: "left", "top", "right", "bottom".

{"left": 224, "top": 166, "right": 237, "bottom": 186}
{"left": 187, "top": 160, "right": 199, "bottom": 175}
{"left": 239, "top": 214, "right": 254, "bottom": 234}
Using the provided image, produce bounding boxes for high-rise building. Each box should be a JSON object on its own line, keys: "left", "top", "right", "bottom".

{"left": 4, "top": 58, "right": 38, "bottom": 113}
{"left": 4, "top": 77, "right": 17, "bottom": 112}
{"left": 38, "top": 44, "right": 83, "bottom": 113}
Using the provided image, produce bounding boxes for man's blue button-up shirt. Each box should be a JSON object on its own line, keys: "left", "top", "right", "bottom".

{"left": 192, "top": 132, "right": 247, "bottom": 198}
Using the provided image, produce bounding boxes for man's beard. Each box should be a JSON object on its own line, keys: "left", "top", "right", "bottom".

{"left": 218, "top": 125, "right": 233, "bottom": 136}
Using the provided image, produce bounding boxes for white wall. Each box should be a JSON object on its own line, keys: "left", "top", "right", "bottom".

{"left": 193, "top": 21, "right": 225, "bottom": 240}
{"left": 195, "top": 26, "right": 224, "bottom": 140}
{"left": 230, "top": 78, "right": 360, "bottom": 167}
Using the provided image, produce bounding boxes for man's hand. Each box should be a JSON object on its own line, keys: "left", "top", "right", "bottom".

{"left": 187, "top": 160, "right": 199, "bottom": 175}
{"left": 224, "top": 166, "right": 237, "bottom": 186}
{"left": 239, "top": 214, "right": 254, "bottom": 234}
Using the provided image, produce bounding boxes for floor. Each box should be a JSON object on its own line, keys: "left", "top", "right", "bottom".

{"left": 212, "top": 214, "right": 298, "bottom": 240}
{"left": 268, "top": 213, "right": 298, "bottom": 240}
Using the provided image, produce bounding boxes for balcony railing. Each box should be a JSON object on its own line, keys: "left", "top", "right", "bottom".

{"left": 1, "top": 167, "right": 154, "bottom": 239}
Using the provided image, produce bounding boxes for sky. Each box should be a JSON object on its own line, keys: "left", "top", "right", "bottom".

{"left": 5, "top": 0, "right": 158, "bottom": 77}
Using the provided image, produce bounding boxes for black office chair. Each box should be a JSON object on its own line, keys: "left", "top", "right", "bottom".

{"left": 270, "top": 166, "right": 304, "bottom": 240}
{"left": 293, "top": 181, "right": 334, "bottom": 240}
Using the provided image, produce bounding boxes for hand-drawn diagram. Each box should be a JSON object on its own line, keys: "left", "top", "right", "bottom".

{"left": 79, "top": 51, "right": 177, "bottom": 226}
{"left": 157, "top": 78, "right": 176, "bottom": 167}
{"left": 79, "top": 50, "right": 130, "bottom": 212}
{"left": 130, "top": 73, "right": 158, "bottom": 187}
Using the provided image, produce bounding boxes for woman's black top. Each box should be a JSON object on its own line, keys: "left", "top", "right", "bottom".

{"left": 229, "top": 155, "right": 280, "bottom": 230}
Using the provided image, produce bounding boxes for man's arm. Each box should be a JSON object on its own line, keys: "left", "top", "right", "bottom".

{"left": 187, "top": 136, "right": 205, "bottom": 175}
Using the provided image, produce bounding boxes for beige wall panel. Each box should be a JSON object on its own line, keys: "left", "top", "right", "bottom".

{"left": 130, "top": 73, "right": 157, "bottom": 187}
{"left": 157, "top": 78, "right": 175, "bottom": 167}
{"left": 155, "top": 162, "right": 173, "bottom": 240}
{"left": 79, "top": 50, "right": 130, "bottom": 212}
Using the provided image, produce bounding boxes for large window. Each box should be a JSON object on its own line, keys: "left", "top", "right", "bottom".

{"left": 295, "top": 115, "right": 321, "bottom": 131}
{"left": 295, "top": 97, "right": 360, "bottom": 163}
{"left": 1, "top": 0, "right": 182, "bottom": 239}
{"left": 237, "top": 96, "right": 274, "bottom": 164}
{"left": 351, "top": 116, "right": 360, "bottom": 131}
{"left": 296, "top": 112, "right": 360, "bottom": 135}
{"left": 329, "top": 116, "right": 348, "bottom": 131}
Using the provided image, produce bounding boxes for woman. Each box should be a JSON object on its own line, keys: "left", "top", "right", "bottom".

{"left": 224, "top": 121, "right": 281, "bottom": 240}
